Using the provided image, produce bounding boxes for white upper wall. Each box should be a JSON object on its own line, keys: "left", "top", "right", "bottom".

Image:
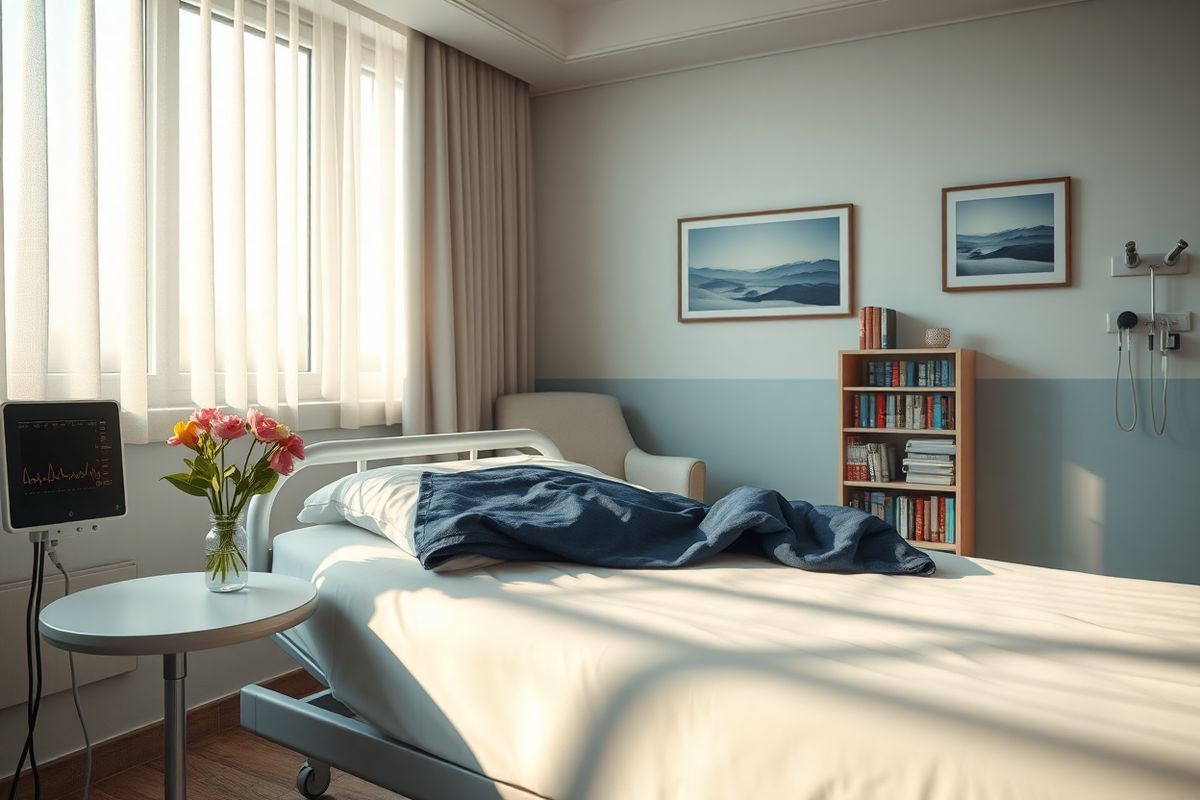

{"left": 532, "top": 0, "right": 1200, "bottom": 380}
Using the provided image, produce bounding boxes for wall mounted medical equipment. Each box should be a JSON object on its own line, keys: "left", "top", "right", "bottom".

{"left": 1109, "top": 239, "right": 1190, "bottom": 435}
{"left": 1114, "top": 311, "right": 1139, "bottom": 432}
{"left": 2, "top": 401, "right": 126, "bottom": 800}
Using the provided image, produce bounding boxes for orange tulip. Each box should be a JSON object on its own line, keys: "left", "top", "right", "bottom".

{"left": 167, "top": 420, "right": 202, "bottom": 449}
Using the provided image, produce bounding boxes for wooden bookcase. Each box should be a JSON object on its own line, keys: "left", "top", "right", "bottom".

{"left": 837, "top": 348, "right": 975, "bottom": 556}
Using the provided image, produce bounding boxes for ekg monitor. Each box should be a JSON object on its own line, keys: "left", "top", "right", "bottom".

{"left": 1, "top": 401, "right": 126, "bottom": 535}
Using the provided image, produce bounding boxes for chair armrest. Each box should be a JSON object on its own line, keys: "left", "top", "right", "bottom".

{"left": 624, "top": 448, "right": 706, "bottom": 501}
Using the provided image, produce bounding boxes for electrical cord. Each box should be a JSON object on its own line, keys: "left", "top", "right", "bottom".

{"left": 8, "top": 541, "right": 45, "bottom": 800}
{"left": 1114, "top": 328, "right": 1138, "bottom": 432}
{"left": 46, "top": 546, "right": 91, "bottom": 800}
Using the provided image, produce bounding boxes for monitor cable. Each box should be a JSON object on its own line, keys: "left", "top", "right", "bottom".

{"left": 7, "top": 541, "right": 46, "bottom": 800}
{"left": 46, "top": 545, "right": 92, "bottom": 800}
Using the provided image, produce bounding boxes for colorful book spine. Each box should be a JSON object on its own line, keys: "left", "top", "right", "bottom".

{"left": 946, "top": 498, "right": 956, "bottom": 544}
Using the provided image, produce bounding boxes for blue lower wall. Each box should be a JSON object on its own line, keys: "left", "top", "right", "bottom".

{"left": 538, "top": 378, "right": 1200, "bottom": 585}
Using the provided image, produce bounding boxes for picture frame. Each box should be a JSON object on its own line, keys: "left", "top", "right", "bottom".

{"left": 678, "top": 204, "right": 854, "bottom": 322}
{"left": 942, "top": 176, "right": 1071, "bottom": 292}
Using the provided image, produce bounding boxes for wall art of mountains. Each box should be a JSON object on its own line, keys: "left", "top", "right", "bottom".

{"left": 956, "top": 225, "right": 1055, "bottom": 276}
{"left": 687, "top": 259, "right": 841, "bottom": 311}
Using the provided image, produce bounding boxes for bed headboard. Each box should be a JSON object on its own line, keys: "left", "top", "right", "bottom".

{"left": 245, "top": 428, "right": 563, "bottom": 571}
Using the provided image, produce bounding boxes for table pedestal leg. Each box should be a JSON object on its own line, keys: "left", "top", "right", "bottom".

{"left": 163, "top": 653, "right": 188, "bottom": 800}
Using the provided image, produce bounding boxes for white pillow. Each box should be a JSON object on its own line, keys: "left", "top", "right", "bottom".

{"left": 298, "top": 454, "right": 619, "bottom": 570}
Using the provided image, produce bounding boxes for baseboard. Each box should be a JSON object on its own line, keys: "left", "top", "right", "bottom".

{"left": 0, "top": 669, "right": 323, "bottom": 800}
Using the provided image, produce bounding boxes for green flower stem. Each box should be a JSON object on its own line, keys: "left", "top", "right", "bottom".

{"left": 206, "top": 528, "right": 247, "bottom": 581}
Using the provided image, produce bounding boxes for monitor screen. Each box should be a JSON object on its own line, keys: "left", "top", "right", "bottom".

{"left": 2, "top": 401, "right": 126, "bottom": 532}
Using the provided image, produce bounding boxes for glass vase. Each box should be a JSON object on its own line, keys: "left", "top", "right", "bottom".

{"left": 205, "top": 513, "right": 249, "bottom": 593}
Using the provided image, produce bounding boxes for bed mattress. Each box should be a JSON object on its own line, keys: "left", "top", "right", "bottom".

{"left": 272, "top": 523, "right": 1200, "bottom": 800}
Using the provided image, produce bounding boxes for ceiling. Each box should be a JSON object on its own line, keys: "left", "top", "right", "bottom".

{"left": 359, "top": 0, "right": 1088, "bottom": 94}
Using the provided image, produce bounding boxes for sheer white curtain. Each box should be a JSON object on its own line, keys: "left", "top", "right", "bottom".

{"left": 1, "top": 0, "right": 405, "bottom": 441}
{"left": 0, "top": 0, "right": 149, "bottom": 440}
{"left": 180, "top": 0, "right": 404, "bottom": 428}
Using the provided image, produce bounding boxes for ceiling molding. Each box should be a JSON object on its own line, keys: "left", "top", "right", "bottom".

{"left": 438, "top": 0, "right": 568, "bottom": 60}
{"left": 358, "top": 0, "right": 1092, "bottom": 94}
{"left": 562, "top": 0, "right": 889, "bottom": 62}
{"left": 530, "top": 0, "right": 1088, "bottom": 95}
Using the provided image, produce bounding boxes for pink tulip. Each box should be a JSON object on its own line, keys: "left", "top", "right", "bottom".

{"left": 189, "top": 407, "right": 219, "bottom": 432}
{"left": 210, "top": 412, "right": 247, "bottom": 440}
{"left": 269, "top": 448, "right": 295, "bottom": 476}
{"left": 281, "top": 432, "right": 305, "bottom": 460}
{"left": 246, "top": 409, "right": 286, "bottom": 442}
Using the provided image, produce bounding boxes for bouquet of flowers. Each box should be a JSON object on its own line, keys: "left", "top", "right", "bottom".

{"left": 163, "top": 408, "right": 304, "bottom": 586}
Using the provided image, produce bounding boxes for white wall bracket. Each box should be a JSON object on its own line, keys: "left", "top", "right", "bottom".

{"left": 1110, "top": 252, "right": 1189, "bottom": 277}
{"left": 1105, "top": 311, "right": 1192, "bottom": 333}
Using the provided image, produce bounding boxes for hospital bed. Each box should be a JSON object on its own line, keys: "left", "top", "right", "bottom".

{"left": 240, "top": 429, "right": 1200, "bottom": 800}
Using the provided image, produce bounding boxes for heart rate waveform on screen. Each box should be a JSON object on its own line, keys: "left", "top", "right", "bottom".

{"left": 15, "top": 417, "right": 116, "bottom": 496}
{"left": 22, "top": 461, "right": 107, "bottom": 488}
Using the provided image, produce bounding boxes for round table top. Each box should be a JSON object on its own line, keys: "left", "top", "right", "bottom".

{"left": 38, "top": 572, "right": 318, "bottom": 656}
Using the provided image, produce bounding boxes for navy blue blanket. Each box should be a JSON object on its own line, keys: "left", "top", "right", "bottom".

{"left": 414, "top": 466, "right": 934, "bottom": 576}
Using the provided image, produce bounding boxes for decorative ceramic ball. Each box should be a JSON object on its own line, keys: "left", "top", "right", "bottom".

{"left": 924, "top": 327, "right": 951, "bottom": 348}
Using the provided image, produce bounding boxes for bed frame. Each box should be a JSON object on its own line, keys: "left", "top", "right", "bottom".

{"left": 241, "top": 429, "right": 563, "bottom": 800}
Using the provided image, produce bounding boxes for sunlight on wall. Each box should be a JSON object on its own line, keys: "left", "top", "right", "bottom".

{"left": 1062, "top": 461, "right": 1105, "bottom": 574}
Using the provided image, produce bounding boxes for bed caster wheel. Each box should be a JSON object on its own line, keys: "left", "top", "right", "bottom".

{"left": 296, "top": 760, "right": 332, "bottom": 799}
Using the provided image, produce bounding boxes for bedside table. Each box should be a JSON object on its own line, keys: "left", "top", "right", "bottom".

{"left": 39, "top": 572, "right": 317, "bottom": 800}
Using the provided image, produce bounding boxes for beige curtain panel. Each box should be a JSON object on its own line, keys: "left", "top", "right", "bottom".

{"left": 403, "top": 33, "right": 535, "bottom": 435}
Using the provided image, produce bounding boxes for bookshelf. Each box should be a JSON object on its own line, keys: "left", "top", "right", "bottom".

{"left": 837, "top": 348, "right": 975, "bottom": 556}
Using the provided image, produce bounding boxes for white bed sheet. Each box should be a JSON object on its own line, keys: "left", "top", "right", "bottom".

{"left": 272, "top": 524, "right": 1200, "bottom": 800}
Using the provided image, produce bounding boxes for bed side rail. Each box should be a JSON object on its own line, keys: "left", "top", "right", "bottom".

{"left": 245, "top": 428, "right": 563, "bottom": 571}
{"left": 240, "top": 685, "right": 545, "bottom": 800}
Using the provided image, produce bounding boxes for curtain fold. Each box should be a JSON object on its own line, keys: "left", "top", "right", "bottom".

{"left": 403, "top": 34, "right": 534, "bottom": 435}
{"left": 5, "top": 0, "right": 51, "bottom": 401}
{"left": 256, "top": 0, "right": 281, "bottom": 415}
{"left": 279, "top": 0, "right": 301, "bottom": 425}
{"left": 118, "top": 0, "right": 149, "bottom": 443}
{"left": 191, "top": 0, "right": 218, "bottom": 407}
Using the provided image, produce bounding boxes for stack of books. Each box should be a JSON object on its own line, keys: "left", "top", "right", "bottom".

{"left": 845, "top": 438, "right": 896, "bottom": 482}
{"left": 844, "top": 491, "right": 956, "bottom": 545}
{"left": 864, "top": 358, "right": 955, "bottom": 387}
{"left": 903, "top": 439, "right": 956, "bottom": 486}
{"left": 858, "top": 306, "right": 896, "bottom": 349}
{"left": 850, "top": 393, "right": 955, "bottom": 430}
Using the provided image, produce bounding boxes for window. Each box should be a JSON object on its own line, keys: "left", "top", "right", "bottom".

{"left": 177, "top": 2, "right": 313, "bottom": 374}
{"left": 1, "top": 0, "right": 404, "bottom": 433}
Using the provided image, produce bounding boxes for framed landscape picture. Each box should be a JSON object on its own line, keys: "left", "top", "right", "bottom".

{"left": 678, "top": 204, "right": 854, "bottom": 322}
{"left": 942, "top": 176, "right": 1071, "bottom": 292}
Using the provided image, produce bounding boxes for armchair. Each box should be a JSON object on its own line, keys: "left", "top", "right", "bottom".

{"left": 494, "top": 392, "right": 706, "bottom": 501}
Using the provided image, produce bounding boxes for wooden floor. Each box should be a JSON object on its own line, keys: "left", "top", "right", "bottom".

{"left": 87, "top": 727, "right": 406, "bottom": 800}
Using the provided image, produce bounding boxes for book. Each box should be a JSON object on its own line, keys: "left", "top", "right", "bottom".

{"left": 903, "top": 463, "right": 955, "bottom": 474}
{"left": 858, "top": 308, "right": 867, "bottom": 349}
{"left": 906, "top": 439, "right": 957, "bottom": 455}
{"left": 946, "top": 498, "right": 956, "bottom": 544}
{"left": 871, "top": 307, "right": 882, "bottom": 349}
{"left": 906, "top": 473, "right": 954, "bottom": 485}
{"left": 883, "top": 308, "right": 896, "bottom": 350}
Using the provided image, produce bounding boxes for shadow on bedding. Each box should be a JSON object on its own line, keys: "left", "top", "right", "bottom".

{"left": 413, "top": 562, "right": 1200, "bottom": 799}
